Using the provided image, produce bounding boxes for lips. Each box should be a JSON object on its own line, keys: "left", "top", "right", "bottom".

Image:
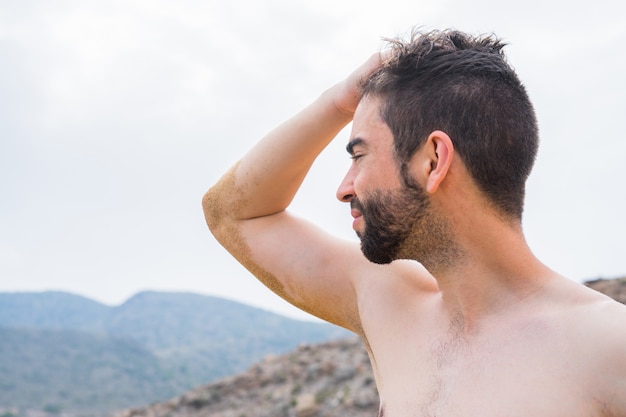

{"left": 350, "top": 207, "right": 363, "bottom": 231}
{"left": 350, "top": 200, "right": 364, "bottom": 230}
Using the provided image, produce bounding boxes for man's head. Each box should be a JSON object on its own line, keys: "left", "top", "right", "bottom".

{"left": 338, "top": 96, "right": 462, "bottom": 269}
{"left": 361, "top": 29, "right": 539, "bottom": 221}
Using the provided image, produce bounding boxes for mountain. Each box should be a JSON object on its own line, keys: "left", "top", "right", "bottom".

{"left": 0, "top": 327, "right": 177, "bottom": 415}
{"left": 0, "top": 291, "right": 109, "bottom": 331}
{"left": 0, "top": 291, "right": 349, "bottom": 416}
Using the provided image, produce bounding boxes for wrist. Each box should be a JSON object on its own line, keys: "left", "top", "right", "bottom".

{"left": 319, "top": 83, "right": 358, "bottom": 124}
{"left": 323, "top": 83, "right": 358, "bottom": 119}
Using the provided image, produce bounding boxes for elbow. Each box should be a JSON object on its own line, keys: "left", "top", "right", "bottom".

{"left": 202, "top": 164, "right": 239, "bottom": 233}
{"left": 202, "top": 187, "right": 224, "bottom": 233}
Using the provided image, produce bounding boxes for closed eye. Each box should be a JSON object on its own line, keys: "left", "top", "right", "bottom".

{"left": 346, "top": 137, "right": 365, "bottom": 157}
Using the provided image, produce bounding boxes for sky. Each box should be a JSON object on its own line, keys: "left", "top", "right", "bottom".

{"left": 1, "top": 0, "right": 625, "bottom": 321}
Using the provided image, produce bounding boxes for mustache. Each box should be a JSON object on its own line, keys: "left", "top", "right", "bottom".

{"left": 350, "top": 197, "right": 365, "bottom": 213}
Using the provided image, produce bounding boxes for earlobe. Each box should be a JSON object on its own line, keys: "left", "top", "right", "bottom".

{"left": 425, "top": 130, "right": 454, "bottom": 193}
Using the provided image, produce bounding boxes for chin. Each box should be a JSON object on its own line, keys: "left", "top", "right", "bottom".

{"left": 360, "top": 244, "right": 396, "bottom": 265}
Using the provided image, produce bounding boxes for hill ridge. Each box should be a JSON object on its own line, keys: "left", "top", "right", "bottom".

{"left": 0, "top": 290, "right": 349, "bottom": 415}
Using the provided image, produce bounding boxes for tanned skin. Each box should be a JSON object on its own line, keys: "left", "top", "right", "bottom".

{"left": 203, "top": 52, "right": 626, "bottom": 416}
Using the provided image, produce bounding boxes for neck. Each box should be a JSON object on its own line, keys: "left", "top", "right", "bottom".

{"left": 427, "top": 216, "right": 554, "bottom": 329}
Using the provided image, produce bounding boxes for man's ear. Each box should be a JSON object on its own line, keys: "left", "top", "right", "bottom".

{"left": 424, "top": 130, "right": 454, "bottom": 193}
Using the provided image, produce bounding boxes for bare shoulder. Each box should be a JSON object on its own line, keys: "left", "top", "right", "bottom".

{"left": 554, "top": 279, "right": 626, "bottom": 415}
{"left": 553, "top": 277, "right": 626, "bottom": 345}
{"left": 352, "top": 259, "right": 439, "bottom": 341}
{"left": 582, "top": 299, "right": 626, "bottom": 416}
{"left": 573, "top": 288, "right": 626, "bottom": 347}
{"left": 564, "top": 279, "right": 626, "bottom": 332}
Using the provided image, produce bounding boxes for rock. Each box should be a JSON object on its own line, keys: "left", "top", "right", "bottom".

{"left": 295, "top": 393, "right": 318, "bottom": 417}
{"left": 586, "top": 277, "right": 626, "bottom": 304}
{"left": 110, "top": 337, "right": 379, "bottom": 417}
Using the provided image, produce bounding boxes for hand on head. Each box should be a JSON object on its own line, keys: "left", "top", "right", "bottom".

{"left": 332, "top": 50, "right": 390, "bottom": 117}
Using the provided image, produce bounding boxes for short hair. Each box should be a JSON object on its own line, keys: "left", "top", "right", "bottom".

{"left": 361, "top": 29, "right": 539, "bottom": 221}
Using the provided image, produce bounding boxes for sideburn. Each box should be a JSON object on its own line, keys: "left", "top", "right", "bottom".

{"left": 396, "top": 162, "right": 465, "bottom": 275}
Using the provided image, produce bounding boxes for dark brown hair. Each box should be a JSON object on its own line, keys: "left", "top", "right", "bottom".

{"left": 361, "top": 29, "right": 538, "bottom": 220}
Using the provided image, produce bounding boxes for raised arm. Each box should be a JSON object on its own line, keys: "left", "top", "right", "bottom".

{"left": 202, "top": 54, "right": 384, "bottom": 331}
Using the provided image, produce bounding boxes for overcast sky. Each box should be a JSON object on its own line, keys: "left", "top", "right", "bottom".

{"left": 1, "top": 0, "right": 624, "bottom": 320}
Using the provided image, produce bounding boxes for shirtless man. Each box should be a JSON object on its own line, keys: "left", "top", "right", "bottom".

{"left": 203, "top": 29, "right": 626, "bottom": 416}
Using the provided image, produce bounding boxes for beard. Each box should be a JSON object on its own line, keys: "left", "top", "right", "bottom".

{"left": 352, "top": 173, "right": 460, "bottom": 270}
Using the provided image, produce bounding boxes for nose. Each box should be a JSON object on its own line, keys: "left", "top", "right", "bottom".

{"left": 336, "top": 167, "right": 356, "bottom": 203}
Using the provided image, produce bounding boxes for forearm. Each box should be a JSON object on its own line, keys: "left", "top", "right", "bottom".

{"left": 203, "top": 52, "right": 383, "bottom": 234}
{"left": 203, "top": 84, "right": 352, "bottom": 226}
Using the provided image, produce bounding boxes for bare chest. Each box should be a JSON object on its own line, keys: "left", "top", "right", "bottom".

{"left": 367, "top": 320, "right": 602, "bottom": 417}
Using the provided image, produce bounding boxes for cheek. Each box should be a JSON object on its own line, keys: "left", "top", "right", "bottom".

{"left": 357, "top": 164, "right": 401, "bottom": 193}
{"left": 353, "top": 172, "right": 378, "bottom": 197}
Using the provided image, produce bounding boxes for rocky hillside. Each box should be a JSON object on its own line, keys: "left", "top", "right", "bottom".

{"left": 112, "top": 337, "right": 377, "bottom": 417}
{"left": 585, "top": 277, "right": 626, "bottom": 303}
{"left": 111, "top": 277, "right": 625, "bottom": 417}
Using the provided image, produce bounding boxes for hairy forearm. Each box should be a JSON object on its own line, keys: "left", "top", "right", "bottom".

{"left": 203, "top": 85, "right": 352, "bottom": 228}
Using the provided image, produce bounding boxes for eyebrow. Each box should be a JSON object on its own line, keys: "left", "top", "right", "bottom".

{"left": 346, "top": 137, "right": 365, "bottom": 156}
